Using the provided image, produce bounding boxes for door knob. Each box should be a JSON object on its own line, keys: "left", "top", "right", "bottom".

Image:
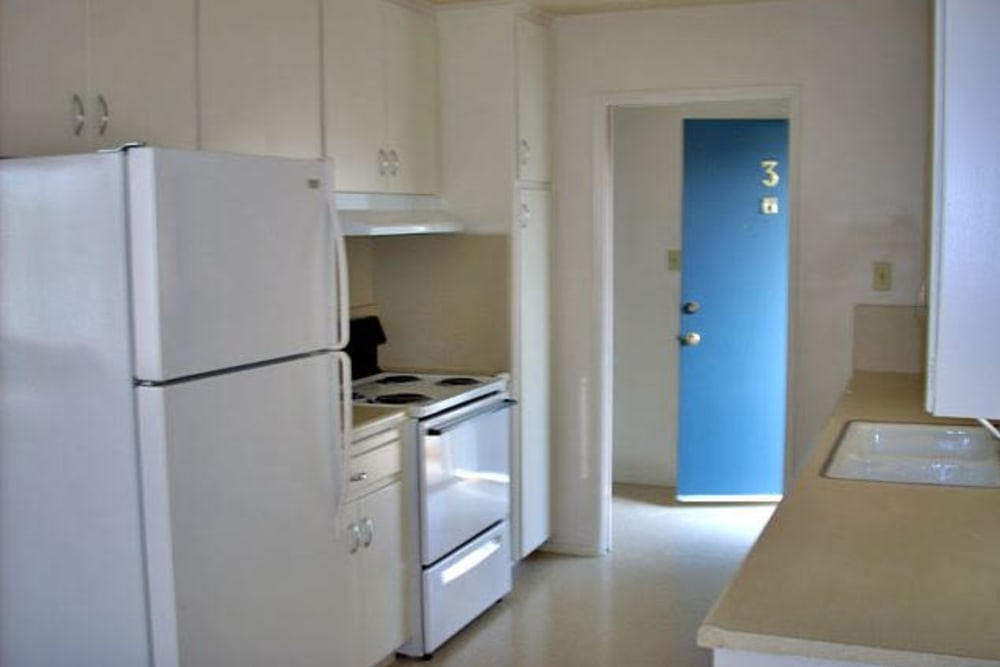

{"left": 682, "top": 301, "right": 701, "bottom": 314}
{"left": 679, "top": 332, "right": 702, "bottom": 347}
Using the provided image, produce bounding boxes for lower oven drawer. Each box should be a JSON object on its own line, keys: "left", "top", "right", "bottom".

{"left": 421, "top": 521, "right": 512, "bottom": 654}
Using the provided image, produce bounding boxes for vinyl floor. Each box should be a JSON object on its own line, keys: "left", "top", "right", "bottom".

{"left": 392, "top": 483, "right": 776, "bottom": 667}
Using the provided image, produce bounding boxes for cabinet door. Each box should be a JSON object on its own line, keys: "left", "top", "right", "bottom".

{"left": 198, "top": 0, "right": 322, "bottom": 158}
{"left": 88, "top": 0, "right": 197, "bottom": 150}
{"left": 513, "top": 188, "right": 551, "bottom": 558}
{"left": 927, "top": 0, "right": 1000, "bottom": 418}
{"left": 358, "top": 482, "right": 407, "bottom": 667}
{"left": 0, "top": 0, "right": 88, "bottom": 156}
{"left": 322, "top": 0, "right": 386, "bottom": 192}
{"left": 515, "top": 16, "right": 551, "bottom": 183}
{"left": 383, "top": 1, "right": 440, "bottom": 194}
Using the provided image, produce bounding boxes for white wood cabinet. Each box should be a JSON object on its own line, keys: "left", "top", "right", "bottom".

{"left": 0, "top": 0, "right": 196, "bottom": 156}
{"left": 926, "top": 0, "right": 1000, "bottom": 419}
{"left": 515, "top": 16, "right": 552, "bottom": 183}
{"left": 323, "top": 0, "right": 439, "bottom": 193}
{"left": 438, "top": 3, "right": 553, "bottom": 559}
{"left": 514, "top": 188, "right": 552, "bottom": 558}
{"left": 332, "top": 417, "right": 407, "bottom": 667}
{"left": 198, "top": 0, "right": 322, "bottom": 159}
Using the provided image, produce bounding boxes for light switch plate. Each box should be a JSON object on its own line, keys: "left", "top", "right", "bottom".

{"left": 667, "top": 249, "right": 682, "bottom": 272}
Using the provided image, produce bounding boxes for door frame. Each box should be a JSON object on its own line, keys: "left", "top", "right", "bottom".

{"left": 593, "top": 85, "right": 801, "bottom": 552}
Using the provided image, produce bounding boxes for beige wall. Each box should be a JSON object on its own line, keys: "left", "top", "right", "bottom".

{"left": 345, "top": 234, "right": 510, "bottom": 374}
{"left": 551, "top": 0, "right": 931, "bottom": 552}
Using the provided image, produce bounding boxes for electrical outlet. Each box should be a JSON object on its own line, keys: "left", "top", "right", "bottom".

{"left": 873, "top": 261, "right": 893, "bottom": 291}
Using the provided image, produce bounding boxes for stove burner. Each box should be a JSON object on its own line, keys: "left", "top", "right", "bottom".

{"left": 374, "top": 393, "right": 432, "bottom": 405}
{"left": 436, "top": 377, "right": 483, "bottom": 387}
{"left": 376, "top": 374, "right": 420, "bottom": 385}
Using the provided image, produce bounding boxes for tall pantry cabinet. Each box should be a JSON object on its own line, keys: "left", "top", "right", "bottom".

{"left": 438, "top": 3, "right": 553, "bottom": 560}
{"left": 0, "top": 0, "right": 197, "bottom": 156}
{"left": 926, "top": 0, "right": 1000, "bottom": 419}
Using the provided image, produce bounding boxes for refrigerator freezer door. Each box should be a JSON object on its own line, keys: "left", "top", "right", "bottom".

{"left": 128, "top": 148, "right": 343, "bottom": 382}
{"left": 0, "top": 154, "right": 151, "bottom": 666}
{"left": 136, "top": 353, "right": 349, "bottom": 666}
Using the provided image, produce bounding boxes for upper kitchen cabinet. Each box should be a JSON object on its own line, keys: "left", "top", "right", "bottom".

{"left": 515, "top": 15, "right": 552, "bottom": 184}
{"left": 926, "top": 0, "right": 1000, "bottom": 419}
{"left": 323, "top": 0, "right": 439, "bottom": 194}
{"left": 198, "top": 0, "right": 323, "bottom": 159}
{"left": 0, "top": 0, "right": 197, "bottom": 157}
{"left": 437, "top": 3, "right": 553, "bottom": 232}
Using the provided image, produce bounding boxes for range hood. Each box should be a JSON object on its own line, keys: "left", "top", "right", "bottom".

{"left": 335, "top": 193, "right": 465, "bottom": 236}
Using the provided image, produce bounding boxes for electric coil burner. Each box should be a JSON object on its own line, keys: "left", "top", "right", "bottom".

{"left": 436, "top": 377, "right": 482, "bottom": 387}
{"left": 373, "top": 392, "right": 432, "bottom": 405}
{"left": 376, "top": 374, "right": 421, "bottom": 385}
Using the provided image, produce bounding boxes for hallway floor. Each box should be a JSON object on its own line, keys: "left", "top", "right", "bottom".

{"left": 393, "top": 484, "right": 776, "bottom": 667}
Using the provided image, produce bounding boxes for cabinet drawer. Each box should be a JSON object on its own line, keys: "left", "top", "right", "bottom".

{"left": 347, "top": 438, "right": 401, "bottom": 500}
{"left": 351, "top": 427, "right": 399, "bottom": 457}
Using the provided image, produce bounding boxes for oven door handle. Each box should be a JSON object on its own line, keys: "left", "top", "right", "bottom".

{"left": 426, "top": 398, "right": 517, "bottom": 436}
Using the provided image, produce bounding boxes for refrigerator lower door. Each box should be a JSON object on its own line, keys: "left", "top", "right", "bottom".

{"left": 419, "top": 521, "right": 512, "bottom": 656}
{"left": 1, "top": 153, "right": 151, "bottom": 667}
{"left": 127, "top": 148, "right": 345, "bottom": 382}
{"left": 136, "top": 353, "right": 349, "bottom": 667}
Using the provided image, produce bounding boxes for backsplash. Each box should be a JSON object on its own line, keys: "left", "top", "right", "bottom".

{"left": 853, "top": 304, "right": 926, "bottom": 373}
{"left": 345, "top": 234, "right": 510, "bottom": 374}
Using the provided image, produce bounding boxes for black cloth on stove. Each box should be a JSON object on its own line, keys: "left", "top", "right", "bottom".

{"left": 345, "top": 316, "right": 386, "bottom": 379}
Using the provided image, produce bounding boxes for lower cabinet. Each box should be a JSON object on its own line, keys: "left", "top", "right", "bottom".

{"left": 332, "top": 417, "right": 407, "bottom": 667}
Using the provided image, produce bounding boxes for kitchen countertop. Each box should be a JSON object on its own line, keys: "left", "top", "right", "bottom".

{"left": 697, "top": 372, "right": 1000, "bottom": 666}
{"left": 351, "top": 404, "right": 406, "bottom": 441}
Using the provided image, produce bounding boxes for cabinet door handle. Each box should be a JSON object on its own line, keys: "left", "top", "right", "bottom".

{"left": 348, "top": 522, "right": 362, "bottom": 554}
{"left": 519, "top": 138, "right": 531, "bottom": 167}
{"left": 388, "top": 149, "right": 400, "bottom": 177}
{"left": 71, "top": 94, "right": 85, "bottom": 136}
{"left": 97, "top": 94, "right": 110, "bottom": 136}
{"left": 360, "top": 517, "right": 375, "bottom": 548}
{"left": 350, "top": 472, "right": 368, "bottom": 482}
{"left": 378, "top": 148, "right": 389, "bottom": 176}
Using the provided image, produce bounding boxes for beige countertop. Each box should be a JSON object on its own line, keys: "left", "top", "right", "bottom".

{"left": 352, "top": 404, "right": 406, "bottom": 441}
{"left": 698, "top": 372, "right": 1000, "bottom": 667}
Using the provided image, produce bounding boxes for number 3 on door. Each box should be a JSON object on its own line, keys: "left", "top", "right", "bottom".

{"left": 760, "top": 159, "right": 780, "bottom": 187}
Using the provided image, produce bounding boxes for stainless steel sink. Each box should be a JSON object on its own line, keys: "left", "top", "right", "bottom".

{"left": 824, "top": 421, "right": 1000, "bottom": 487}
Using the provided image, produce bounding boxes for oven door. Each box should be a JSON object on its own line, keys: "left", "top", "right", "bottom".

{"left": 418, "top": 394, "right": 514, "bottom": 565}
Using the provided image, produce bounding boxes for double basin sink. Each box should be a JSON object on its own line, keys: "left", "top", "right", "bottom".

{"left": 825, "top": 421, "right": 1000, "bottom": 488}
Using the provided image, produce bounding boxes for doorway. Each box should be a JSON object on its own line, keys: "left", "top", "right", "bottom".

{"left": 608, "top": 96, "right": 794, "bottom": 540}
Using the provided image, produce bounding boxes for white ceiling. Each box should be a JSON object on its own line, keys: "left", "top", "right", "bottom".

{"left": 427, "top": 0, "right": 777, "bottom": 17}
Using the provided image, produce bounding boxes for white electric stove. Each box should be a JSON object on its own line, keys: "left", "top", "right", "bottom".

{"left": 352, "top": 370, "right": 514, "bottom": 658}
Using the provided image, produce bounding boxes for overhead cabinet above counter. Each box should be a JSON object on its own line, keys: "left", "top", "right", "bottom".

{"left": 0, "top": 0, "right": 198, "bottom": 156}
{"left": 323, "top": 0, "right": 440, "bottom": 194}
{"left": 0, "top": 0, "right": 441, "bottom": 194}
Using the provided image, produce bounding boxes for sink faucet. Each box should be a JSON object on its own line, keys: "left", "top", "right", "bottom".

{"left": 976, "top": 418, "right": 1000, "bottom": 442}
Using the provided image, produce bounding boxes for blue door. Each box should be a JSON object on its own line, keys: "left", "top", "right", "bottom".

{"left": 677, "top": 119, "right": 789, "bottom": 500}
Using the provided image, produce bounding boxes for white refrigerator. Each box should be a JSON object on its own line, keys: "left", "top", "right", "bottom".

{"left": 0, "top": 147, "right": 352, "bottom": 666}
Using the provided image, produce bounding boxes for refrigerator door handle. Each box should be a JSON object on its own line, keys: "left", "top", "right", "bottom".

{"left": 333, "top": 351, "right": 353, "bottom": 528}
{"left": 323, "top": 160, "right": 350, "bottom": 350}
